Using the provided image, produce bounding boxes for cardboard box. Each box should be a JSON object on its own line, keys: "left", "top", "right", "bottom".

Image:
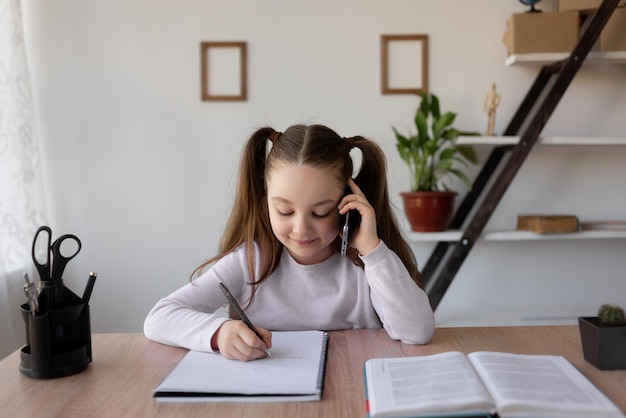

{"left": 558, "top": 0, "right": 624, "bottom": 12}
{"left": 601, "top": 7, "right": 626, "bottom": 50}
{"left": 503, "top": 11, "right": 580, "bottom": 55}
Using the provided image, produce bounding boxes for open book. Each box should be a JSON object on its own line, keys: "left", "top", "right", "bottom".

{"left": 154, "top": 330, "right": 328, "bottom": 402}
{"left": 364, "top": 351, "right": 623, "bottom": 418}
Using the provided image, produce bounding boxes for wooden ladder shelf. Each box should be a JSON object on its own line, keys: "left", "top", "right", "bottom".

{"left": 423, "top": 0, "right": 622, "bottom": 310}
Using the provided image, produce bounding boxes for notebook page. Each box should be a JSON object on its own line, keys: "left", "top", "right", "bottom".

{"left": 155, "top": 330, "right": 328, "bottom": 396}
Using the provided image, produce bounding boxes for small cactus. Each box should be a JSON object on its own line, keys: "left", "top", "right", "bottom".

{"left": 597, "top": 304, "right": 626, "bottom": 326}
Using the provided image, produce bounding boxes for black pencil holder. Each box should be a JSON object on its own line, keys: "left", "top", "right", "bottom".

{"left": 19, "top": 281, "right": 92, "bottom": 379}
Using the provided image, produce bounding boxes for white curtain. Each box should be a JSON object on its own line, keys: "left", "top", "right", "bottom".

{"left": 0, "top": 0, "right": 48, "bottom": 359}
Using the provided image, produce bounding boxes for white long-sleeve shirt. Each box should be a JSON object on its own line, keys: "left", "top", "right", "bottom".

{"left": 143, "top": 241, "right": 434, "bottom": 352}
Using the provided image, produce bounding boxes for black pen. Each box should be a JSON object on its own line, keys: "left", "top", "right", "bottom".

{"left": 219, "top": 282, "right": 271, "bottom": 357}
{"left": 82, "top": 272, "right": 97, "bottom": 304}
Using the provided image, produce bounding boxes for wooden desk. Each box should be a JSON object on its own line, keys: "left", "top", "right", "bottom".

{"left": 1, "top": 326, "right": 625, "bottom": 417}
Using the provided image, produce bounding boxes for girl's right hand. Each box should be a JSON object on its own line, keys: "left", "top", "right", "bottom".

{"left": 339, "top": 178, "right": 380, "bottom": 256}
{"left": 213, "top": 320, "right": 272, "bottom": 361}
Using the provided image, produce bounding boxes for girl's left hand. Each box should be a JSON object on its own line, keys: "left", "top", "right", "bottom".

{"left": 338, "top": 178, "right": 380, "bottom": 256}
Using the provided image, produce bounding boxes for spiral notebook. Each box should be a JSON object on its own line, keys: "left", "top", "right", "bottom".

{"left": 153, "top": 330, "right": 329, "bottom": 402}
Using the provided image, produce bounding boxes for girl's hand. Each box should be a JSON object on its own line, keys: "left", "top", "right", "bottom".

{"left": 338, "top": 178, "right": 380, "bottom": 256}
{"left": 213, "top": 320, "right": 272, "bottom": 361}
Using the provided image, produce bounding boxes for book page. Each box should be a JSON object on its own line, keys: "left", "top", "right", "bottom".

{"left": 154, "top": 330, "right": 328, "bottom": 397}
{"left": 364, "top": 352, "right": 495, "bottom": 417}
{"left": 468, "top": 352, "right": 623, "bottom": 418}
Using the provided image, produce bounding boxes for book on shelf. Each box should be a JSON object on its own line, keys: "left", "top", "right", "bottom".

{"left": 363, "top": 351, "right": 623, "bottom": 418}
{"left": 153, "top": 330, "right": 328, "bottom": 402}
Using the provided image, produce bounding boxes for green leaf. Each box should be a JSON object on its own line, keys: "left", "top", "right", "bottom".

{"left": 434, "top": 112, "right": 456, "bottom": 135}
{"left": 456, "top": 145, "right": 478, "bottom": 163}
{"left": 424, "top": 139, "right": 439, "bottom": 155}
{"left": 449, "top": 168, "right": 473, "bottom": 190}
{"left": 396, "top": 144, "right": 412, "bottom": 165}
{"left": 439, "top": 148, "right": 456, "bottom": 160}
{"left": 393, "top": 128, "right": 410, "bottom": 147}
{"left": 419, "top": 92, "right": 430, "bottom": 116}
{"left": 458, "top": 129, "right": 481, "bottom": 137}
{"left": 441, "top": 128, "right": 458, "bottom": 140}
{"left": 430, "top": 94, "right": 441, "bottom": 120}
{"left": 415, "top": 111, "right": 429, "bottom": 145}
{"left": 437, "top": 159, "right": 453, "bottom": 171}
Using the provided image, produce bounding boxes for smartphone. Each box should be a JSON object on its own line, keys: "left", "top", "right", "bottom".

{"left": 340, "top": 186, "right": 361, "bottom": 256}
{"left": 341, "top": 211, "right": 350, "bottom": 256}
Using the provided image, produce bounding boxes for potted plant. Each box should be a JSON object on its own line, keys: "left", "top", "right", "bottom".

{"left": 579, "top": 303, "right": 626, "bottom": 370}
{"left": 393, "top": 92, "right": 479, "bottom": 232}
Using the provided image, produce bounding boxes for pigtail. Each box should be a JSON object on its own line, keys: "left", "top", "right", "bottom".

{"left": 192, "top": 127, "right": 283, "bottom": 308}
{"left": 220, "top": 127, "right": 272, "bottom": 254}
{"left": 351, "top": 136, "right": 423, "bottom": 289}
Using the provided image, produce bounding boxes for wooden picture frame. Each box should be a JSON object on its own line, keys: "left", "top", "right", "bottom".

{"left": 381, "top": 34, "right": 429, "bottom": 95}
{"left": 200, "top": 41, "right": 247, "bottom": 101}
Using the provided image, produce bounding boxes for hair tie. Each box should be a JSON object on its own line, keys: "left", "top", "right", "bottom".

{"left": 269, "top": 131, "right": 282, "bottom": 143}
{"left": 343, "top": 136, "right": 355, "bottom": 150}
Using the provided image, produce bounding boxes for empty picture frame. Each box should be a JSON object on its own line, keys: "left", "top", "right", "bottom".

{"left": 381, "top": 34, "right": 429, "bottom": 95}
{"left": 200, "top": 41, "right": 247, "bottom": 101}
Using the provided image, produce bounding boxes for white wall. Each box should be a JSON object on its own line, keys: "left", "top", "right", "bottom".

{"left": 20, "top": 0, "right": 626, "bottom": 334}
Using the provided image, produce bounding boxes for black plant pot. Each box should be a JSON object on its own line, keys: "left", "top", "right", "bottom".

{"left": 578, "top": 316, "right": 626, "bottom": 370}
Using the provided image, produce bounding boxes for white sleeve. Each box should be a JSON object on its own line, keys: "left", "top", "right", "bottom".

{"left": 143, "top": 249, "right": 250, "bottom": 352}
{"left": 361, "top": 241, "right": 435, "bottom": 345}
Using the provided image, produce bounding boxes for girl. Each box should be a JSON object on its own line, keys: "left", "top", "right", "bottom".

{"left": 144, "top": 124, "right": 435, "bottom": 361}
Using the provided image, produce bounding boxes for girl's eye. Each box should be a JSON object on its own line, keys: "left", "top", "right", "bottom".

{"left": 313, "top": 212, "right": 332, "bottom": 218}
{"left": 275, "top": 208, "right": 332, "bottom": 218}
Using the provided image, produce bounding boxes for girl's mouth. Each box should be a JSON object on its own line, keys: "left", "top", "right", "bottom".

{"left": 292, "top": 238, "right": 317, "bottom": 247}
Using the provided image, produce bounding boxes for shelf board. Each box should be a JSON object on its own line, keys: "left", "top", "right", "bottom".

{"left": 505, "top": 50, "right": 626, "bottom": 66}
{"left": 409, "top": 229, "right": 626, "bottom": 242}
{"left": 457, "top": 136, "right": 626, "bottom": 146}
{"left": 435, "top": 312, "right": 579, "bottom": 328}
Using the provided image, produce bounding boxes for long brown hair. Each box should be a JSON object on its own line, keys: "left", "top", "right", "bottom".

{"left": 192, "top": 124, "right": 422, "bottom": 307}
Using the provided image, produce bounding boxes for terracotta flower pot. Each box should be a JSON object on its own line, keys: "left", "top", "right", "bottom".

{"left": 401, "top": 191, "right": 456, "bottom": 232}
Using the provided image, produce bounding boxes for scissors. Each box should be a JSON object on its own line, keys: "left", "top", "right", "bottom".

{"left": 31, "top": 226, "right": 82, "bottom": 282}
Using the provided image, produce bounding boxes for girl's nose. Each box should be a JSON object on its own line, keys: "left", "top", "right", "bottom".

{"left": 292, "top": 215, "right": 312, "bottom": 235}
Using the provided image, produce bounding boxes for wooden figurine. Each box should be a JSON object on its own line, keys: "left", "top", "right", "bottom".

{"left": 484, "top": 83, "right": 500, "bottom": 136}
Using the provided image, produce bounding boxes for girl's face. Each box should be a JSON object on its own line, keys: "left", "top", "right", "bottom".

{"left": 266, "top": 163, "right": 344, "bottom": 265}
